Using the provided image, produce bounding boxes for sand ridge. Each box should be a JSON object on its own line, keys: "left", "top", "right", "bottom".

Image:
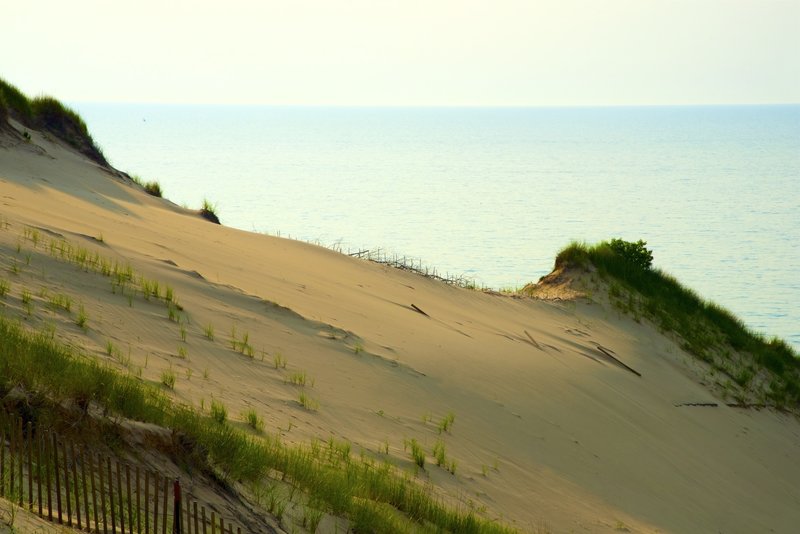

{"left": 1, "top": 124, "right": 799, "bottom": 533}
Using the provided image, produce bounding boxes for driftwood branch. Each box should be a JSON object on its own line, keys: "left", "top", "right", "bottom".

{"left": 410, "top": 304, "right": 429, "bottom": 317}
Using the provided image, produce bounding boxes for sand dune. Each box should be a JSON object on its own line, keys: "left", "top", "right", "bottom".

{"left": 1, "top": 119, "right": 799, "bottom": 533}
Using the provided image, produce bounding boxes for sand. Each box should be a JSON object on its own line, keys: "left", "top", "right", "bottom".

{"left": 1, "top": 119, "right": 799, "bottom": 533}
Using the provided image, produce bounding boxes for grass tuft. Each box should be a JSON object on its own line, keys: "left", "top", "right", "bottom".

{"left": 161, "top": 368, "right": 176, "bottom": 389}
{"left": 243, "top": 409, "right": 265, "bottom": 432}
{"left": 200, "top": 198, "right": 221, "bottom": 224}
{"left": 144, "top": 181, "right": 163, "bottom": 197}
{"left": 210, "top": 398, "right": 227, "bottom": 424}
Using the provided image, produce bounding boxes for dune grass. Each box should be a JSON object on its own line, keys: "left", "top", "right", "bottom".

{"left": 200, "top": 198, "right": 221, "bottom": 224}
{"left": 0, "top": 314, "right": 515, "bottom": 532}
{"left": 554, "top": 240, "right": 800, "bottom": 408}
{"left": 0, "top": 79, "right": 32, "bottom": 122}
{"left": 144, "top": 181, "right": 163, "bottom": 197}
{"left": 0, "top": 78, "right": 106, "bottom": 164}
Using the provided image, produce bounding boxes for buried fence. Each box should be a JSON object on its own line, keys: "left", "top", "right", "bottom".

{"left": 0, "top": 411, "right": 243, "bottom": 533}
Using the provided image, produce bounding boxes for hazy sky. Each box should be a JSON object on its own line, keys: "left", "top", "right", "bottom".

{"left": 3, "top": 0, "right": 798, "bottom": 106}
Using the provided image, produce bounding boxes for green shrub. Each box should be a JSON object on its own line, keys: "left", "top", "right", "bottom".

{"left": 608, "top": 238, "right": 653, "bottom": 271}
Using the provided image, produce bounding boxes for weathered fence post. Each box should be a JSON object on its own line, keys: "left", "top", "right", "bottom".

{"left": 184, "top": 492, "right": 191, "bottom": 534}
{"left": 81, "top": 448, "right": 90, "bottom": 532}
{"left": 53, "top": 433, "right": 62, "bottom": 524}
{"left": 145, "top": 470, "right": 151, "bottom": 534}
{"left": 173, "top": 478, "right": 182, "bottom": 534}
{"left": 98, "top": 454, "right": 108, "bottom": 534}
{"left": 70, "top": 442, "right": 81, "bottom": 529}
{"left": 153, "top": 471, "right": 160, "bottom": 534}
{"left": 108, "top": 457, "right": 116, "bottom": 534}
{"left": 126, "top": 463, "right": 133, "bottom": 534}
{"left": 1, "top": 423, "right": 5, "bottom": 497}
{"left": 161, "top": 476, "right": 169, "bottom": 534}
{"left": 116, "top": 460, "right": 125, "bottom": 534}
{"left": 46, "top": 433, "right": 53, "bottom": 522}
{"left": 37, "top": 431, "right": 43, "bottom": 517}
{"left": 63, "top": 440, "right": 72, "bottom": 525}
{"left": 26, "top": 421, "right": 33, "bottom": 510}
{"left": 16, "top": 417, "right": 22, "bottom": 506}
{"left": 136, "top": 466, "right": 141, "bottom": 534}
{"left": 89, "top": 451, "right": 99, "bottom": 533}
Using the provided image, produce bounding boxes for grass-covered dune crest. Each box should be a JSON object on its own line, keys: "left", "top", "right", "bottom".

{"left": 532, "top": 239, "right": 800, "bottom": 409}
{"left": 0, "top": 76, "right": 107, "bottom": 165}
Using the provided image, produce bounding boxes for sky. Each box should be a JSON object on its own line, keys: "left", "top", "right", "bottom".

{"left": 2, "top": 0, "right": 799, "bottom": 106}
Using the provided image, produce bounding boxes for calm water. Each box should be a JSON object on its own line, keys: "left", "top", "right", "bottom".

{"left": 74, "top": 104, "right": 800, "bottom": 349}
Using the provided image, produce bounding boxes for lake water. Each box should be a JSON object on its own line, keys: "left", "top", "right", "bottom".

{"left": 73, "top": 104, "right": 800, "bottom": 350}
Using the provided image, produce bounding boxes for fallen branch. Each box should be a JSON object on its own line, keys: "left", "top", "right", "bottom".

{"left": 410, "top": 304, "right": 429, "bottom": 317}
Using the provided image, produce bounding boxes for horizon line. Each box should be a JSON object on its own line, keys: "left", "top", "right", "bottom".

{"left": 69, "top": 100, "right": 800, "bottom": 109}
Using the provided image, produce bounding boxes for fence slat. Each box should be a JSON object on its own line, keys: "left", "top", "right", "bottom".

{"left": 173, "top": 479, "right": 181, "bottom": 534}
{"left": 98, "top": 454, "right": 107, "bottom": 534}
{"left": 37, "top": 431, "right": 43, "bottom": 518}
{"left": 0, "top": 424, "right": 5, "bottom": 498}
{"left": 108, "top": 457, "right": 116, "bottom": 534}
{"left": 153, "top": 471, "right": 159, "bottom": 534}
{"left": 54, "top": 433, "right": 62, "bottom": 524}
{"left": 145, "top": 470, "right": 151, "bottom": 534}
{"left": 9, "top": 419, "right": 15, "bottom": 504}
{"left": 136, "top": 466, "right": 141, "bottom": 534}
{"left": 46, "top": 432, "right": 53, "bottom": 522}
{"left": 81, "top": 448, "right": 90, "bottom": 533}
{"left": 185, "top": 493, "right": 191, "bottom": 534}
{"left": 161, "top": 476, "right": 168, "bottom": 534}
{"left": 63, "top": 441, "right": 72, "bottom": 526}
{"left": 71, "top": 443, "right": 81, "bottom": 529}
{"left": 201, "top": 506, "right": 207, "bottom": 534}
{"left": 211, "top": 510, "right": 216, "bottom": 534}
{"left": 27, "top": 421, "right": 33, "bottom": 510}
{"left": 16, "top": 417, "right": 22, "bottom": 506}
{"left": 126, "top": 463, "right": 133, "bottom": 534}
{"left": 194, "top": 501, "right": 199, "bottom": 534}
{"left": 89, "top": 452, "right": 99, "bottom": 534}
{"left": 116, "top": 460, "right": 125, "bottom": 534}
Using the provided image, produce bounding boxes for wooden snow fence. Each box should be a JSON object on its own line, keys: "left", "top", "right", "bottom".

{"left": 0, "top": 411, "right": 244, "bottom": 533}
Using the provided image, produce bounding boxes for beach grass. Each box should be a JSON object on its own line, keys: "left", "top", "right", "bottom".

{"left": 0, "top": 77, "right": 106, "bottom": 164}
{"left": 0, "top": 293, "right": 519, "bottom": 532}
{"left": 200, "top": 198, "right": 221, "bottom": 224}
{"left": 554, "top": 239, "right": 800, "bottom": 408}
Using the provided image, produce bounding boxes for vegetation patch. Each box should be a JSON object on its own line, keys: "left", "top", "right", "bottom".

{"left": 144, "top": 180, "right": 163, "bottom": 197}
{"left": 551, "top": 239, "right": 800, "bottom": 409}
{"left": 0, "top": 78, "right": 106, "bottom": 165}
{"left": 0, "top": 316, "right": 514, "bottom": 532}
{"left": 200, "top": 198, "right": 220, "bottom": 224}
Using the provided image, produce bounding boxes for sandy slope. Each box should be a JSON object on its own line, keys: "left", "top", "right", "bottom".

{"left": 1, "top": 121, "right": 799, "bottom": 533}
